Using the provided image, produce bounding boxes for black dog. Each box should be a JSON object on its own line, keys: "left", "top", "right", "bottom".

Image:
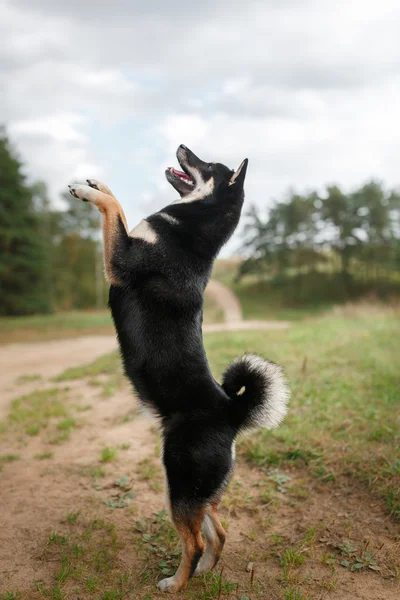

{"left": 69, "top": 145, "right": 289, "bottom": 593}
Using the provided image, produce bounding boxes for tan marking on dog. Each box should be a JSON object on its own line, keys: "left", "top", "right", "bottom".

{"left": 129, "top": 220, "right": 158, "bottom": 244}
{"left": 228, "top": 159, "right": 247, "bottom": 186}
{"left": 68, "top": 183, "right": 129, "bottom": 286}
{"left": 158, "top": 509, "right": 205, "bottom": 592}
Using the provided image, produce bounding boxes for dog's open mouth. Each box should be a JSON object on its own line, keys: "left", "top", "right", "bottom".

{"left": 167, "top": 167, "right": 195, "bottom": 187}
{"left": 165, "top": 145, "right": 199, "bottom": 197}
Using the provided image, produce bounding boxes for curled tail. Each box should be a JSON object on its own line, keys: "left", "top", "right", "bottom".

{"left": 221, "top": 353, "right": 289, "bottom": 432}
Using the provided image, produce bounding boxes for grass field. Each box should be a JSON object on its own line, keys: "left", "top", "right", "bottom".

{"left": 211, "top": 260, "right": 338, "bottom": 321}
{"left": 0, "top": 311, "right": 114, "bottom": 345}
{"left": 50, "top": 305, "right": 400, "bottom": 517}
{"left": 212, "top": 259, "right": 400, "bottom": 321}
{"left": 1, "top": 306, "right": 399, "bottom": 599}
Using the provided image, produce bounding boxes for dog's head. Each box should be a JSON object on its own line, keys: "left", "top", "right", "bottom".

{"left": 165, "top": 145, "right": 248, "bottom": 204}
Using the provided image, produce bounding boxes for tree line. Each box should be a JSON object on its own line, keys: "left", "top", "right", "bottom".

{"left": 239, "top": 180, "right": 400, "bottom": 297}
{"left": 1, "top": 126, "right": 400, "bottom": 316}
{"left": 0, "top": 128, "right": 105, "bottom": 316}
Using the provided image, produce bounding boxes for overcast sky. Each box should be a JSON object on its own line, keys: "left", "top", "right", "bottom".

{"left": 2, "top": 0, "right": 400, "bottom": 254}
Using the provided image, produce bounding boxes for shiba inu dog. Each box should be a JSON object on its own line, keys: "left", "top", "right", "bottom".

{"left": 69, "top": 145, "right": 289, "bottom": 593}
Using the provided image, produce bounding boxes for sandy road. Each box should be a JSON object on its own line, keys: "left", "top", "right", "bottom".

{"left": 0, "top": 336, "right": 118, "bottom": 399}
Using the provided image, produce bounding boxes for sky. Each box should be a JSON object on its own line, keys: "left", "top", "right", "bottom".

{"left": 2, "top": 0, "right": 400, "bottom": 254}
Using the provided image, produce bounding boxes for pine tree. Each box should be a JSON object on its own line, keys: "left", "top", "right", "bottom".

{"left": 0, "top": 127, "right": 50, "bottom": 315}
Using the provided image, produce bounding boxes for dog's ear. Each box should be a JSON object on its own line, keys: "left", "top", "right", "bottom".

{"left": 228, "top": 158, "right": 248, "bottom": 188}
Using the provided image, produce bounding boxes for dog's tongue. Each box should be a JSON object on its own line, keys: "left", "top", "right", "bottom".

{"left": 170, "top": 167, "right": 192, "bottom": 181}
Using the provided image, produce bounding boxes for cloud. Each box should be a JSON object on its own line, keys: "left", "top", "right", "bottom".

{"left": 8, "top": 114, "right": 104, "bottom": 203}
{"left": 1, "top": 0, "right": 400, "bottom": 254}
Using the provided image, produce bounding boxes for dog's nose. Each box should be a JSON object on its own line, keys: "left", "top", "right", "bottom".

{"left": 179, "top": 144, "right": 187, "bottom": 150}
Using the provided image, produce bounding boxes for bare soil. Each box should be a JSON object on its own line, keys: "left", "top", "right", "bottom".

{"left": 1, "top": 340, "right": 398, "bottom": 599}
{"left": 0, "top": 288, "right": 398, "bottom": 599}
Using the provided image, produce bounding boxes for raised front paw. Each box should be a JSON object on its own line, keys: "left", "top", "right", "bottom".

{"left": 68, "top": 183, "right": 90, "bottom": 202}
{"left": 86, "top": 179, "right": 100, "bottom": 190}
{"left": 86, "top": 179, "right": 114, "bottom": 197}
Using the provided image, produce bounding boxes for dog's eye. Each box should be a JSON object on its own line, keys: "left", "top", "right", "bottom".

{"left": 207, "top": 164, "right": 213, "bottom": 170}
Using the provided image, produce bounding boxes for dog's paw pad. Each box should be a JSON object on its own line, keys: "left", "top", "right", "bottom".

{"left": 86, "top": 179, "right": 99, "bottom": 190}
{"left": 157, "top": 576, "right": 182, "bottom": 593}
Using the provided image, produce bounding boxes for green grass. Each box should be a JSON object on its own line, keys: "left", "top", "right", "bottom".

{"left": 281, "top": 548, "right": 306, "bottom": 575}
{"left": 48, "top": 308, "right": 400, "bottom": 521}
{"left": 232, "top": 277, "right": 338, "bottom": 321}
{"left": 100, "top": 447, "right": 118, "bottom": 463}
{"left": 66, "top": 511, "right": 80, "bottom": 524}
{"left": 53, "top": 351, "right": 125, "bottom": 397}
{"left": 136, "top": 458, "right": 162, "bottom": 491}
{"left": 1, "top": 388, "right": 71, "bottom": 439}
{"left": 29, "top": 517, "right": 136, "bottom": 600}
{"left": 212, "top": 260, "right": 400, "bottom": 321}
{"left": 48, "top": 418, "right": 78, "bottom": 443}
{"left": 0, "top": 310, "right": 114, "bottom": 344}
{"left": 15, "top": 374, "right": 42, "bottom": 385}
{"left": 48, "top": 532, "right": 68, "bottom": 545}
{"left": 202, "top": 311, "right": 400, "bottom": 518}
{"left": 34, "top": 451, "right": 54, "bottom": 460}
{"left": 283, "top": 587, "right": 308, "bottom": 600}
{"left": 136, "top": 458, "right": 161, "bottom": 481}
{"left": 234, "top": 280, "right": 333, "bottom": 320}
{"left": 4, "top": 307, "right": 399, "bottom": 598}
{"left": 54, "top": 352, "right": 121, "bottom": 382}
{"left": 212, "top": 258, "right": 332, "bottom": 320}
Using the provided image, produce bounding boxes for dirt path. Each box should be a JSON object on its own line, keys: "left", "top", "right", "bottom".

{"left": 0, "top": 335, "right": 117, "bottom": 390}
{"left": 0, "top": 336, "right": 118, "bottom": 420}
{"left": 206, "top": 280, "right": 242, "bottom": 322}
{"left": 0, "top": 282, "right": 289, "bottom": 398}
{"left": 1, "top": 303, "right": 399, "bottom": 598}
{"left": 0, "top": 321, "right": 288, "bottom": 420}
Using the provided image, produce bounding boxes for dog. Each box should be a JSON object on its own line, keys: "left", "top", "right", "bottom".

{"left": 68, "top": 145, "right": 289, "bottom": 593}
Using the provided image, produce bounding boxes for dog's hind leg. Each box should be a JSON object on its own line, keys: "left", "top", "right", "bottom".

{"left": 157, "top": 504, "right": 205, "bottom": 593}
{"left": 194, "top": 503, "right": 226, "bottom": 576}
{"left": 68, "top": 182, "right": 129, "bottom": 286}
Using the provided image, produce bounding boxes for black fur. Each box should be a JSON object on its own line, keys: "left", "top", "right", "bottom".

{"left": 108, "top": 146, "right": 287, "bottom": 519}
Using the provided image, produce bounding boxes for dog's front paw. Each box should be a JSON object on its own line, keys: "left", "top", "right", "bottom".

{"left": 157, "top": 576, "right": 185, "bottom": 593}
{"left": 68, "top": 184, "right": 89, "bottom": 202}
{"left": 86, "top": 179, "right": 100, "bottom": 190}
{"left": 86, "top": 179, "right": 115, "bottom": 197}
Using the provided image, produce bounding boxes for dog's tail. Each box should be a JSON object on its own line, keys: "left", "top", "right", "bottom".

{"left": 221, "top": 354, "right": 289, "bottom": 433}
